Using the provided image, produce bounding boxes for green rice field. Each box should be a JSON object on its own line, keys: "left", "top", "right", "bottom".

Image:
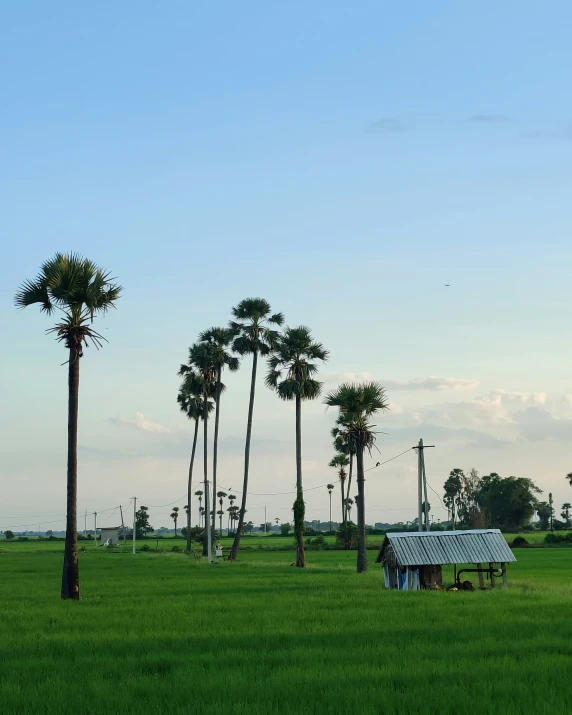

{"left": 2, "top": 543, "right": 572, "bottom": 714}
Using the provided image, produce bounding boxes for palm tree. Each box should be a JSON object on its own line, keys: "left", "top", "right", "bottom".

{"left": 180, "top": 342, "right": 219, "bottom": 558}
{"left": 15, "top": 253, "right": 121, "bottom": 600}
{"left": 324, "top": 382, "right": 390, "bottom": 573}
{"left": 327, "top": 484, "right": 335, "bottom": 534}
{"left": 566, "top": 473, "right": 572, "bottom": 487}
{"left": 217, "top": 491, "right": 227, "bottom": 536}
{"left": 561, "top": 503, "right": 571, "bottom": 529}
{"left": 329, "top": 453, "right": 349, "bottom": 542}
{"left": 227, "top": 495, "right": 236, "bottom": 535}
{"left": 178, "top": 374, "right": 213, "bottom": 551}
{"left": 331, "top": 419, "right": 356, "bottom": 545}
{"left": 170, "top": 507, "right": 180, "bottom": 538}
{"left": 266, "top": 326, "right": 328, "bottom": 567}
{"left": 194, "top": 491, "right": 204, "bottom": 527}
{"left": 199, "top": 328, "right": 240, "bottom": 543}
{"left": 228, "top": 298, "right": 284, "bottom": 561}
{"left": 346, "top": 498, "right": 354, "bottom": 521}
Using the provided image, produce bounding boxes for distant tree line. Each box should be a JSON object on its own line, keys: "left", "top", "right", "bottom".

{"left": 443, "top": 468, "right": 571, "bottom": 532}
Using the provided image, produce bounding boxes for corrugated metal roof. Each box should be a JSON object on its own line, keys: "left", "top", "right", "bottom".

{"left": 376, "top": 529, "right": 516, "bottom": 566}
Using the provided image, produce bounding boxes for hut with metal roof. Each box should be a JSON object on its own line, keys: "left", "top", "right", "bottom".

{"left": 376, "top": 529, "right": 516, "bottom": 591}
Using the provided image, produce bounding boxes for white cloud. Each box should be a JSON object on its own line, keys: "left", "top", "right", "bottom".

{"left": 112, "top": 412, "right": 170, "bottom": 434}
{"left": 384, "top": 376, "right": 479, "bottom": 392}
{"left": 490, "top": 389, "right": 547, "bottom": 406}
{"left": 515, "top": 407, "right": 572, "bottom": 442}
{"left": 323, "top": 371, "right": 374, "bottom": 384}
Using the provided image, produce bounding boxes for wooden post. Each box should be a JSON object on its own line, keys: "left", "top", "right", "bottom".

{"left": 489, "top": 562, "right": 496, "bottom": 588}
{"left": 501, "top": 562, "right": 507, "bottom": 587}
{"left": 477, "top": 563, "right": 485, "bottom": 589}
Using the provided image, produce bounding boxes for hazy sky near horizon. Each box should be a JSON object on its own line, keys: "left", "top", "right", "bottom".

{"left": 2, "top": 1, "right": 572, "bottom": 532}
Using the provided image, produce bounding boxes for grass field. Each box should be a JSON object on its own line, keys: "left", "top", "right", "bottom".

{"left": 2, "top": 544, "right": 572, "bottom": 714}
{"left": 0, "top": 529, "right": 553, "bottom": 553}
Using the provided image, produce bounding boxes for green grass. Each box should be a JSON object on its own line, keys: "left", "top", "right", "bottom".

{"left": 2, "top": 546, "right": 572, "bottom": 714}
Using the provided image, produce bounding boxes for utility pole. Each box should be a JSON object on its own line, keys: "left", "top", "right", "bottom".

{"left": 264, "top": 505, "right": 267, "bottom": 534}
{"left": 84, "top": 509, "right": 87, "bottom": 536}
{"left": 94, "top": 512, "right": 97, "bottom": 549}
{"left": 414, "top": 439, "right": 435, "bottom": 532}
{"left": 204, "top": 480, "right": 212, "bottom": 562}
{"left": 132, "top": 497, "right": 137, "bottom": 554}
{"left": 119, "top": 504, "right": 126, "bottom": 547}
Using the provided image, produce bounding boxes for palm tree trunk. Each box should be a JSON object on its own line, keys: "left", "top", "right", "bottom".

{"left": 229, "top": 351, "right": 258, "bottom": 561}
{"left": 356, "top": 445, "right": 367, "bottom": 573}
{"left": 61, "top": 343, "right": 80, "bottom": 600}
{"left": 202, "top": 390, "right": 210, "bottom": 558}
{"left": 186, "top": 419, "right": 199, "bottom": 552}
{"left": 211, "top": 368, "right": 222, "bottom": 545}
{"left": 294, "top": 393, "right": 305, "bottom": 568}
{"left": 344, "top": 454, "right": 353, "bottom": 549}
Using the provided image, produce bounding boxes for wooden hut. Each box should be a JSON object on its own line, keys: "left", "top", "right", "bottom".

{"left": 376, "top": 529, "right": 516, "bottom": 591}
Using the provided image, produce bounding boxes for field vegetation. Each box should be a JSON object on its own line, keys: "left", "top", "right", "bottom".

{"left": 2, "top": 546, "right": 572, "bottom": 714}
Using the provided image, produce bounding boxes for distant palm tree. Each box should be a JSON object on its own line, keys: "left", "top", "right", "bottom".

{"left": 561, "top": 503, "right": 571, "bottom": 528}
{"left": 228, "top": 298, "right": 284, "bottom": 561}
{"left": 170, "top": 507, "right": 180, "bottom": 538}
{"left": 346, "top": 498, "right": 354, "bottom": 521}
{"left": 329, "top": 453, "right": 349, "bottom": 542}
{"left": 324, "top": 382, "right": 390, "bottom": 573}
{"left": 331, "top": 418, "right": 356, "bottom": 544}
{"left": 194, "top": 491, "right": 204, "bottom": 527}
{"left": 266, "top": 326, "right": 328, "bottom": 567}
{"left": 178, "top": 373, "right": 213, "bottom": 551}
{"left": 327, "top": 484, "right": 335, "bottom": 534}
{"left": 180, "top": 342, "right": 219, "bottom": 558}
{"left": 217, "top": 491, "right": 227, "bottom": 536}
{"left": 199, "top": 328, "right": 240, "bottom": 542}
{"left": 15, "top": 253, "right": 121, "bottom": 600}
{"left": 567, "top": 473, "right": 572, "bottom": 487}
{"left": 227, "top": 495, "right": 237, "bottom": 535}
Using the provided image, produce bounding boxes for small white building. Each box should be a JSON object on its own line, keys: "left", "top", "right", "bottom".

{"left": 99, "top": 527, "right": 122, "bottom": 546}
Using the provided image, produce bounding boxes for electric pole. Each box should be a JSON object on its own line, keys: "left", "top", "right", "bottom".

{"left": 204, "top": 480, "right": 212, "bottom": 562}
{"left": 132, "top": 497, "right": 137, "bottom": 554}
{"left": 119, "top": 504, "right": 126, "bottom": 547}
{"left": 94, "top": 512, "right": 97, "bottom": 549}
{"left": 414, "top": 439, "right": 435, "bottom": 532}
{"left": 264, "top": 505, "right": 267, "bottom": 534}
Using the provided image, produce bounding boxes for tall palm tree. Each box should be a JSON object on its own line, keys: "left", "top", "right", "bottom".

{"left": 199, "top": 328, "right": 240, "bottom": 542}
{"left": 266, "top": 326, "right": 328, "bottom": 567}
{"left": 324, "top": 382, "right": 390, "bottom": 573}
{"left": 327, "top": 484, "right": 334, "bottom": 534}
{"left": 180, "top": 342, "right": 219, "bottom": 558}
{"left": 217, "top": 491, "right": 227, "bottom": 535}
{"left": 178, "top": 374, "right": 213, "bottom": 551}
{"left": 228, "top": 298, "right": 284, "bottom": 561}
{"left": 566, "top": 473, "right": 572, "bottom": 487}
{"left": 170, "top": 507, "right": 180, "bottom": 538}
{"left": 15, "top": 253, "right": 121, "bottom": 600}
{"left": 329, "top": 453, "right": 349, "bottom": 542}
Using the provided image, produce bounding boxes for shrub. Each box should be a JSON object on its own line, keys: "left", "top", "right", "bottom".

{"left": 141, "top": 544, "right": 151, "bottom": 552}
{"left": 511, "top": 536, "right": 529, "bottom": 548}
{"left": 171, "top": 545, "right": 182, "bottom": 552}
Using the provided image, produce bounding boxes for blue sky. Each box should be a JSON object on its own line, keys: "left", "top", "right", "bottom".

{"left": 2, "top": 1, "right": 572, "bottom": 532}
